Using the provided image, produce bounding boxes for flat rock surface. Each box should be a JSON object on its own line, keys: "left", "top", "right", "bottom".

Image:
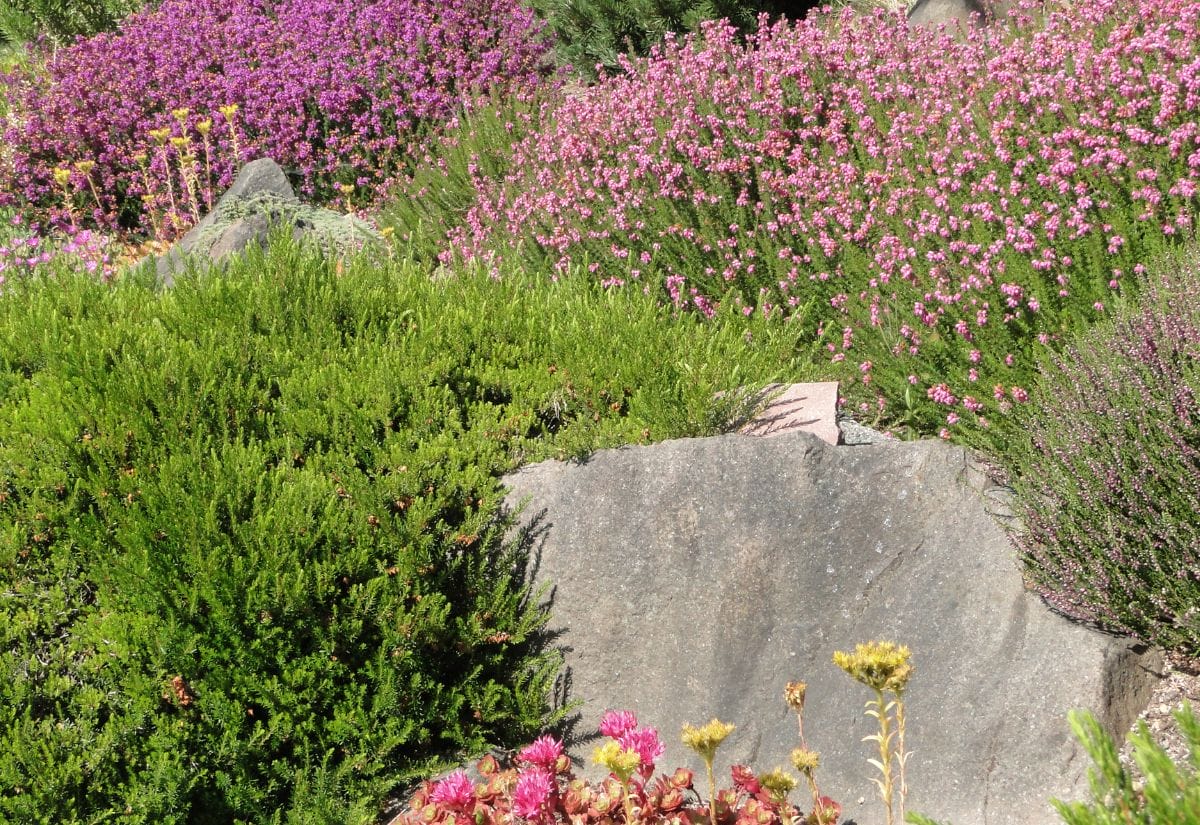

{"left": 738, "top": 382, "right": 840, "bottom": 445}
{"left": 502, "top": 432, "right": 1162, "bottom": 825}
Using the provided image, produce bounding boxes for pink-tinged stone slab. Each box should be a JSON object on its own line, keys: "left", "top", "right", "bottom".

{"left": 738, "top": 381, "right": 839, "bottom": 445}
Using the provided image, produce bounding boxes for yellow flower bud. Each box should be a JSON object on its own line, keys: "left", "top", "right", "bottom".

{"left": 790, "top": 748, "right": 820, "bottom": 774}
{"left": 833, "top": 641, "right": 913, "bottom": 693}
{"left": 171, "top": 106, "right": 190, "bottom": 123}
{"left": 681, "top": 719, "right": 735, "bottom": 763}
{"left": 148, "top": 128, "right": 171, "bottom": 143}
{"left": 592, "top": 740, "right": 640, "bottom": 781}
{"left": 758, "top": 768, "right": 798, "bottom": 797}
{"left": 196, "top": 118, "right": 212, "bottom": 136}
{"left": 219, "top": 103, "right": 239, "bottom": 120}
{"left": 53, "top": 167, "right": 72, "bottom": 187}
{"left": 74, "top": 160, "right": 95, "bottom": 176}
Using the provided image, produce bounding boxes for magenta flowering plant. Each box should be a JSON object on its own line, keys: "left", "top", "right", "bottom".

{"left": 0, "top": 0, "right": 555, "bottom": 238}
{"left": 397, "top": 710, "right": 840, "bottom": 825}
{"left": 0, "top": 207, "right": 121, "bottom": 283}
{"left": 405, "top": 0, "right": 1200, "bottom": 443}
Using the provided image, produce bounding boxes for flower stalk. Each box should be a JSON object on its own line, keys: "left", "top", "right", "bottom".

{"left": 833, "top": 641, "right": 913, "bottom": 825}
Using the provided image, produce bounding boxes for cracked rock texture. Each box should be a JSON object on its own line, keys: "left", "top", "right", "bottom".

{"left": 502, "top": 432, "right": 1161, "bottom": 825}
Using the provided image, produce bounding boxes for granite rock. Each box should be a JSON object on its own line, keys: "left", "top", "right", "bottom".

{"left": 152, "top": 158, "right": 382, "bottom": 286}
{"left": 503, "top": 432, "right": 1162, "bottom": 825}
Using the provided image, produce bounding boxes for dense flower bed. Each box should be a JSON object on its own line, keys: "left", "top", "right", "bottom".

{"left": 0, "top": 0, "right": 553, "bottom": 236}
{"left": 430, "top": 0, "right": 1200, "bottom": 440}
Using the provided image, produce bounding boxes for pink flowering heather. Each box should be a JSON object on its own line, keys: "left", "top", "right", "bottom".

{"left": 510, "top": 766, "right": 556, "bottom": 821}
{"left": 0, "top": 0, "right": 554, "bottom": 238}
{"left": 1003, "top": 243, "right": 1200, "bottom": 657}
{"left": 597, "top": 709, "right": 639, "bottom": 739}
{"left": 429, "top": 769, "right": 477, "bottom": 810}
{"left": 518, "top": 734, "right": 566, "bottom": 769}
{"left": 0, "top": 211, "right": 120, "bottom": 282}
{"left": 420, "top": 0, "right": 1200, "bottom": 442}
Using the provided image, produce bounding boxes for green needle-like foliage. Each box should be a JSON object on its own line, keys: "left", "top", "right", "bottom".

{"left": 1053, "top": 704, "right": 1200, "bottom": 824}
{"left": 0, "top": 0, "right": 146, "bottom": 46}
{"left": 0, "top": 232, "right": 812, "bottom": 822}
{"left": 527, "top": 0, "right": 799, "bottom": 80}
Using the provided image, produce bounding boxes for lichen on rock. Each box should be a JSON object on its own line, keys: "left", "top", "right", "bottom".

{"left": 152, "top": 158, "right": 383, "bottom": 286}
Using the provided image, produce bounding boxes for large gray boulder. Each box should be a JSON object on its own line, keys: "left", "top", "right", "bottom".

{"left": 907, "top": 0, "right": 1016, "bottom": 29}
{"left": 152, "top": 158, "right": 382, "bottom": 286}
{"left": 503, "top": 432, "right": 1162, "bottom": 825}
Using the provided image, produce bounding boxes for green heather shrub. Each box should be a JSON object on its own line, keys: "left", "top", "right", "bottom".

{"left": 1054, "top": 705, "right": 1200, "bottom": 825}
{"left": 0, "top": 0, "right": 146, "bottom": 46}
{"left": 910, "top": 704, "right": 1200, "bottom": 825}
{"left": 996, "top": 241, "right": 1200, "bottom": 659}
{"left": 526, "top": 0, "right": 799, "bottom": 79}
{"left": 0, "top": 233, "right": 813, "bottom": 822}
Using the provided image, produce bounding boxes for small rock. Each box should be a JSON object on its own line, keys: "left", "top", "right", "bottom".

{"left": 151, "top": 158, "right": 382, "bottom": 286}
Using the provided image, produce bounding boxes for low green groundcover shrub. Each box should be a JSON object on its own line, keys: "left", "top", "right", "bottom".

{"left": 0, "top": 235, "right": 812, "bottom": 822}
{"left": 998, "top": 240, "right": 1200, "bottom": 660}
{"left": 0, "top": 0, "right": 145, "bottom": 47}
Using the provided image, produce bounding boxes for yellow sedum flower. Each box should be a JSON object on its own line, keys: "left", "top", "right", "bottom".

{"left": 171, "top": 106, "right": 190, "bottom": 123}
{"left": 790, "top": 748, "right": 820, "bottom": 774}
{"left": 53, "top": 167, "right": 72, "bottom": 187}
{"left": 681, "top": 719, "right": 735, "bottom": 763}
{"left": 832, "top": 641, "right": 913, "bottom": 693}
{"left": 74, "top": 160, "right": 95, "bottom": 176}
{"left": 592, "top": 740, "right": 640, "bottom": 781}
{"left": 196, "top": 118, "right": 213, "bottom": 136}
{"left": 219, "top": 103, "right": 239, "bottom": 120}
{"left": 148, "top": 127, "right": 171, "bottom": 144}
{"left": 758, "top": 767, "right": 797, "bottom": 797}
{"left": 784, "top": 681, "right": 807, "bottom": 713}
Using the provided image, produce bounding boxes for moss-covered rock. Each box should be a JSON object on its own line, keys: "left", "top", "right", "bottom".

{"left": 152, "top": 157, "right": 382, "bottom": 286}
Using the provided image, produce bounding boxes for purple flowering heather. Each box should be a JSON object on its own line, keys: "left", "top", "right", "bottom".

{"left": 0, "top": 0, "right": 554, "bottom": 236}
{"left": 1004, "top": 243, "right": 1200, "bottom": 656}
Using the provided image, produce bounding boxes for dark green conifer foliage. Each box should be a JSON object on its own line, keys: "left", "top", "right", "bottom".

{"left": 0, "top": 0, "right": 146, "bottom": 46}
{"left": 527, "top": 0, "right": 801, "bottom": 79}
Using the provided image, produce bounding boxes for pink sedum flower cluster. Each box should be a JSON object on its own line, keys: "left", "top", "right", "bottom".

{"left": 401, "top": 711, "right": 837, "bottom": 825}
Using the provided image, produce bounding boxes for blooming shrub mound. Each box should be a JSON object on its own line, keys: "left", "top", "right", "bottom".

{"left": 999, "top": 241, "right": 1200, "bottom": 659}
{"left": 405, "top": 0, "right": 1200, "bottom": 442}
{"left": 0, "top": 0, "right": 553, "bottom": 237}
{"left": 0, "top": 237, "right": 810, "bottom": 822}
{"left": 0, "top": 207, "right": 121, "bottom": 283}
